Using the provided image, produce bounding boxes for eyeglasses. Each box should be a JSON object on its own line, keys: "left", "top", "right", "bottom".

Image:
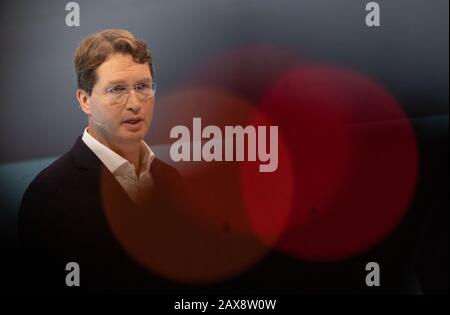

{"left": 105, "top": 82, "right": 157, "bottom": 105}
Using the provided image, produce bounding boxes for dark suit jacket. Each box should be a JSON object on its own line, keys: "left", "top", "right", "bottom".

{"left": 18, "top": 136, "right": 186, "bottom": 293}
{"left": 18, "top": 136, "right": 424, "bottom": 294}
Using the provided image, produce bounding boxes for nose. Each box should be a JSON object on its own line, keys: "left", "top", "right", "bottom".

{"left": 125, "top": 89, "right": 142, "bottom": 113}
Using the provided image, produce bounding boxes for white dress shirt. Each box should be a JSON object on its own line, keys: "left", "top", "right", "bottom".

{"left": 81, "top": 127, "right": 156, "bottom": 205}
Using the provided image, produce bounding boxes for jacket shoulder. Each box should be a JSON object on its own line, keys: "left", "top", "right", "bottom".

{"left": 19, "top": 152, "right": 74, "bottom": 224}
{"left": 151, "top": 158, "right": 181, "bottom": 180}
{"left": 150, "top": 158, "right": 184, "bottom": 196}
{"left": 29, "top": 151, "right": 74, "bottom": 186}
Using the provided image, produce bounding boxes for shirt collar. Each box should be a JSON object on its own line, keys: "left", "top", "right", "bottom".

{"left": 81, "top": 127, "right": 155, "bottom": 176}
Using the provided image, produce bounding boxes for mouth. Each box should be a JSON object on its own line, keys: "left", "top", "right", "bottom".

{"left": 122, "top": 117, "right": 144, "bottom": 125}
{"left": 121, "top": 116, "right": 145, "bottom": 132}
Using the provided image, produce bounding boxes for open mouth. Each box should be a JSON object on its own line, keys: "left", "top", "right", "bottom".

{"left": 122, "top": 117, "right": 144, "bottom": 131}
{"left": 123, "top": 118, "right": 143, "bottom": 125}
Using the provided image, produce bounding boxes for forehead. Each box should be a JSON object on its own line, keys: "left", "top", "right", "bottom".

{"left": 95, "top": 53, "right": 152, "bottom": 84}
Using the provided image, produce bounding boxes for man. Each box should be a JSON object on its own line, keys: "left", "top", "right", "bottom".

{"left": 18, "top": 29, "right": 182, "bottom": 292}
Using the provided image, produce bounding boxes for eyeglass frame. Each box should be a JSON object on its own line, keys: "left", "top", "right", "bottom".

{"left": 103, "top": 82, "right": 157, "bottom": 105}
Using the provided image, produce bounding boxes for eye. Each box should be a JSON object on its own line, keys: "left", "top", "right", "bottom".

{"left": 108, "top": 85, "right": 127, "bottom": 94}
{"left": 135, "top": 83, "right": 151, "bottom": 91}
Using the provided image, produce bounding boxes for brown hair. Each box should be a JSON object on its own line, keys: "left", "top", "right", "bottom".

{"left": 74, "top": 29, "right": 154, "bottom": 95}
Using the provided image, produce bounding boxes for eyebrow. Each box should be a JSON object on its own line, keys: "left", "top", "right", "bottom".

{"left": 106, "top": 78, "right": 152, "bottom": 85}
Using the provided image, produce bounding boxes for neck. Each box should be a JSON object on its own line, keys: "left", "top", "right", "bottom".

{"left": 87, "top": 125, "right": 142, "bottom": 175}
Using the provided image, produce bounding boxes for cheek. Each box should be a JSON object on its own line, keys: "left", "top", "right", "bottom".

{"left": 145, "top": 101, "right": 155, "bottom": 121}
{"left": 109, "top": 107, "right": 124, "bottom": 125}
{"left": 91, "top": 100, "right": 116, "bottom": 122}
{"left": 147, "top": 99, "right": 155, "bottom": 113}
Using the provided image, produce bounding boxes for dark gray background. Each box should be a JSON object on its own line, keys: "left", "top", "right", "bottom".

{"left": 0, "top": 0, "right": 448, "bottom": 163}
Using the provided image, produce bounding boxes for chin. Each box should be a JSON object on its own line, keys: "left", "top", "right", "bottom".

{"left": 118, "top": 131, "right": 144, "bottom": 142}
{"left": 128, "top": 132, "right": 145, "bottom": 140}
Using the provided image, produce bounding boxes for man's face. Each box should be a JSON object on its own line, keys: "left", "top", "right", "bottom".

{"left": 86, "top": 53, "right": 154, "bottom": 145}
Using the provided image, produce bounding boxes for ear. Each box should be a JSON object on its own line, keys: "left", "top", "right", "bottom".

{"left": 77, "top": 89, "right": 91, "bottom": 115}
